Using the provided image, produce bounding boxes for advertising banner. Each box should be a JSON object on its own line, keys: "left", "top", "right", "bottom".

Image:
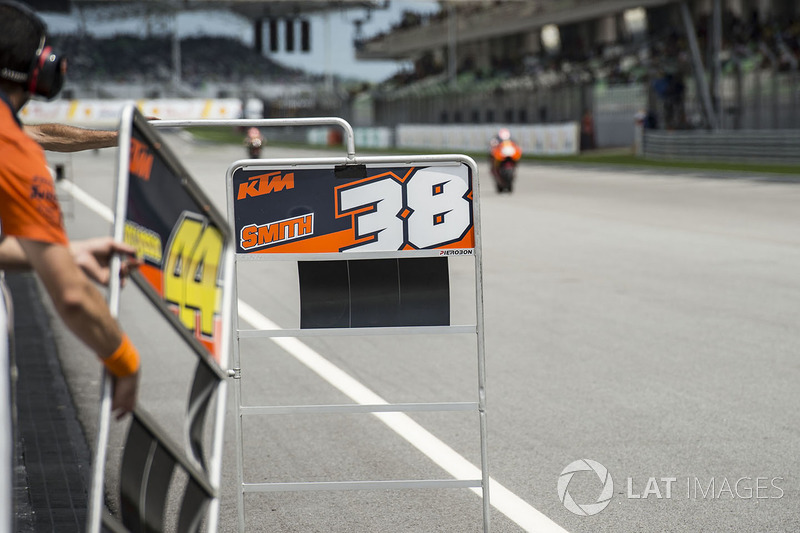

{"left": 396, "top": 122, "right": 579, "bottom": 155}
{"left": 21, "top": 98, "right": 244, "bottom": 126}
{"left": 117, "top": 107, "right": 232, "bottom": 367}
{"left": 230, "top": 163, "right": 474, "bottom": 256}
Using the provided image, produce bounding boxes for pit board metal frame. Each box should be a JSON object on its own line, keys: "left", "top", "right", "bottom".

{"left": 147, "top": 117, "right": 490, "bottom": 532}
{"left": 227, "top": 154, "right": 490, "bottom": 531}
{"left": 87, "top": 105, "right": 235, "bottom": 533}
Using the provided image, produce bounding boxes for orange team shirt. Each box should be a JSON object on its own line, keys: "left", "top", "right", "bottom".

{"left": 0, "top": 95, "right": 67, "bottom": 246}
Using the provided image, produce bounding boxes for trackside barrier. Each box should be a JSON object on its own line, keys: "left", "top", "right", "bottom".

{"left": 145, "top": 117, "right": 491, "bottom": 531}
{"left": 88, "top": 105, "right": 235, "bottom": 533}
{"left": 642, "top": 129, "right": 800, "bottom": 164}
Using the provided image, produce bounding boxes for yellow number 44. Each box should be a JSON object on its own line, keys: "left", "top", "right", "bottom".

{"left": 164, "top": 213, "right": 223, "bottom": 338}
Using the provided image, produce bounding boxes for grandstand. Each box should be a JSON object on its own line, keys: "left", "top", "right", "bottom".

{"left": 48, "top": 33, "right": 350, "bottom": 119}
{"left": 37, "top": 0, "right": 390, "bottom": 119}
{"left": 53, "top": 35, "right": 304, "bottom": 87}
{"left": 357, "top": 0, "right": 800, "bottom": 154}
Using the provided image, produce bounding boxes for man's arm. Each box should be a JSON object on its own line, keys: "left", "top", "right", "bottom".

{"left": 18, "top": 238, "right": 139, "bottom": 418}
{"left": 23, "top": 123, "right": 118, "bottom": 152}
{"left": 0, "top": 235, "right": 140, "bottom": 285}
{"left": 70, "top": 237, "right": 140, "bottom": 285}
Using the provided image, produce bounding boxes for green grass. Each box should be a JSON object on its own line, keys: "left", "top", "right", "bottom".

{"left": 184, "top": 126, "right": 800, "bottom": 177}
{"left": 185, "top": 126, "right": 245, "bottom": 144}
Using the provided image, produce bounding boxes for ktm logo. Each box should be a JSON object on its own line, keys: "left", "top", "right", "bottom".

{"left": 130, "top": 138, "right": 154, "bottom": 181}
{"left": 240, "top": 213, "right": 313, "bottom": 250}
{"left": 237, "top": 171, "right": 294, "bottom": 200}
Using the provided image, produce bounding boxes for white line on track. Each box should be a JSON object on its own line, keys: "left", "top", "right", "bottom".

{"left": 61, "top": 180, "right": 114, "bottom": 222}
{"left": 64, "top": 180, "right": 569, "bottom": 533}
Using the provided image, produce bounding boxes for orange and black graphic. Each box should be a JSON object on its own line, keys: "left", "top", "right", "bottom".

{"left": 240, "top": 213, "right": 313, "bottom": 250}
{"left": 123, "top": 120, "right": 229, "bottom": 364}
{"left": 30, "top": 174, "right": 63, "bottom": 227}
{"left": 236, "top": 171, "right": 294, "bottom": 200}
{"left": 129, "top": 138, "right": 154, "bottom": 181}
{"left": 232, "top": 164, "right": 474, "bottom": 255}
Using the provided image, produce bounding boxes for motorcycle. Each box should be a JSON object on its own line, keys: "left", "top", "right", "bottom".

{"left": 245, "top": 127, "right": 263, "bottom": 158}
{"left": 490, "top": 139, "right": 522, "bottom": 193}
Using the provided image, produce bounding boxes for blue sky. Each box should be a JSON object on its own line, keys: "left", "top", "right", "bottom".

{"left": 41, "top": 1, "right": 439, "bottom": 82}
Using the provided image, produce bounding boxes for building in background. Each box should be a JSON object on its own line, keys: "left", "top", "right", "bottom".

{"left": 357, "top": 0, "right": 800, "bottom": 147}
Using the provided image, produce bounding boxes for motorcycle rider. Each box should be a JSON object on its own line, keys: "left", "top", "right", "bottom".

{"left": 489, "top": 127, "right": 512, "bottom": 150}
{"left": 488, "top": 127, "right": 510, "bottom": 176}
{"left": 244, "top": 126, "right": 263, "bottom": 158}
{"left": 488, "top": 128, "right": 522, "bottom": 192}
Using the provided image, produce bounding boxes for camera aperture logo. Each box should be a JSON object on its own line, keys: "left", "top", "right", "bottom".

{"left": 558, "top": 459, "right": 614, "bottom": 516}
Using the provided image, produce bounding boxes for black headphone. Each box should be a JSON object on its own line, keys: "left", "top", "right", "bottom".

{"left": 0, "top": 0, "right": 65, "bottom": 99}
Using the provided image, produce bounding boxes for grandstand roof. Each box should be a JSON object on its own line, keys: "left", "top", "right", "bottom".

{"left": 357, "top": 0, "right": 681, "bottom": 60}
{"left": 227, "top": 1, "right": 382, "bottom": 20}
{"left": 27, "top": 0, "right": 384, "bottom": 18}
